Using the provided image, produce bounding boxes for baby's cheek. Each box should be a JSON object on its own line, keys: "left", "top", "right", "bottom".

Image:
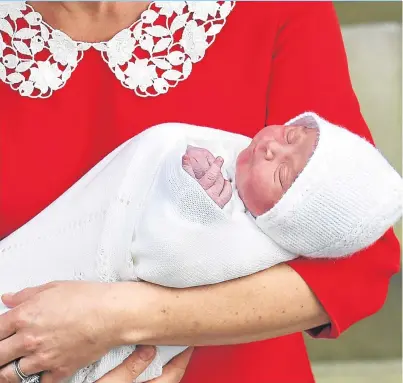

{"left": 241, "top": 171, "right": 280, "bottom": 215}
{"left": 237, "top": 178, "right": 258, "bottom": 213}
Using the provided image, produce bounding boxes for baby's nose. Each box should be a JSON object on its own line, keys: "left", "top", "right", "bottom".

{"left": 266, "top": 140, "right": 289, "bottom": 160}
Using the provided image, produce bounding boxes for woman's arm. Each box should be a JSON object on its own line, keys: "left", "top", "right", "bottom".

{"left": 0, "top": 265, "right": 327, "bottom": 356}
{"left": 119, "top": 263, "right": 329, "bottom": 346}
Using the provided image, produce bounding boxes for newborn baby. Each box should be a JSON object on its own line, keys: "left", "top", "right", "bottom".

{"left": 0, "top": 112, "right": 401, "bottom": 383}
{"left": 176, "top": 112, "right": 402, "bottom": 261}
{"left": 182, "top": 123, "right": 318, "bottom": 214}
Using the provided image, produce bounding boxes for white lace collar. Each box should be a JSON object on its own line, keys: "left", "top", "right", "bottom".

{"left": 0, "top": 1, "right": 235, "bottom": 98}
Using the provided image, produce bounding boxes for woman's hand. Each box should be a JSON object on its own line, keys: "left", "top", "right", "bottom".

{"left": 0, "top": 345, "right": 156, "bottom": 383}
{"left": 0, "top": 281, "right": 148, "bottom": 382}
{"left": 147, "top": 347, "right": 193, "bottom": 383}
{"left": 95, "top": 346, "right": 156, "bottom": 383}
{"left": 96, "top": 347, "right": 194, "bottom": 383}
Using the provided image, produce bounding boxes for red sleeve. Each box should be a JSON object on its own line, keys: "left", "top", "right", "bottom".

{"left": 265, "top": 2, "right": 401, "bottom": 338}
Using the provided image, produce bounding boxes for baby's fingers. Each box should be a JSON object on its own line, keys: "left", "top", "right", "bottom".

{"left": 186, "top": 146, "right": 215, "bottom": 179}
{"left": 217, "top": 180, "right": 233, "bottom": 208}
{"left": 207, "top": 172, "right": 225, "bottom": 201}
{"left": 182, "top": 155, "right": 196, "bottom": 178}
{"left": 199, "top": 157, "right": 224, "bottom": 190}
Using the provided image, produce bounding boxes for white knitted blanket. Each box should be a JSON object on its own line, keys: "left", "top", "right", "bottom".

{"left": 0, "top": 123, "right": 297, "bottom": 383}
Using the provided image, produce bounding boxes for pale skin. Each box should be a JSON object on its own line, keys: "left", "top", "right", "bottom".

{"left": 0, "top": 3, "right": 329, "bottom": 383}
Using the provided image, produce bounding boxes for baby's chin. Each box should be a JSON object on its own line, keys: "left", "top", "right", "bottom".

{"left": 240, "top": 194, "right": 274, "bottom": 217}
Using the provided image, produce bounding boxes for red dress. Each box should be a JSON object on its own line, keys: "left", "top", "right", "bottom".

{"left": 1, "top": 2, "right": 400, "bottom": 382}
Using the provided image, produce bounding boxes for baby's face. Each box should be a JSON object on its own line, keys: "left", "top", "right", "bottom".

{"left": 236, "top": 124, "right": 318, "bottom": 216}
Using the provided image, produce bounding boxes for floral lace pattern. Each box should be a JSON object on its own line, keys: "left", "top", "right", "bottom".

{"left": 0, "top": 1, "right": 235, "bottom": 98}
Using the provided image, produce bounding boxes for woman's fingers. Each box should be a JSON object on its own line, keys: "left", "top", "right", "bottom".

{"left": 0, "top": 362, "right": 19, "bottom": 383}
{"left": 96, "top": 346, "right": 156, "bottom": 383}
{"left": 0, "top": 334, "right": 28, "bottom": 368}
{"left": 0, "top": 284, "right": 55, "bottom": 342}
{"left": 148, "top": 347, "right": 194, "bottom": 383}
{"left": 2, "top": 283, "right": 55, "bottom": 308}
{"left": 0, "top": 310, "right": 16, "bottom": 342}
{"left": 41, "top": 370, "right": 71, "bottom": 383}
{"left": 0, "top": 356, "right": 42, "bottom": 383}
{"left": 0, "top": 337, "right": 47, "bottom": 382}
{"left": 0, "top": 281, "right": 160, "bottom": 378}
{"left": 164, "top": 347, "right": 193, "bottom": 374}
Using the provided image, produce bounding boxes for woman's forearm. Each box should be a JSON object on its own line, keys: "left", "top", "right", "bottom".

{"left": 117, "top": 263, "right": 330, "bottom": 346}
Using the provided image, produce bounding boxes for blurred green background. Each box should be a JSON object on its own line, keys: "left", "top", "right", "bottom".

{"left": 308, "top": 2, "right": 402, "bottom": 382}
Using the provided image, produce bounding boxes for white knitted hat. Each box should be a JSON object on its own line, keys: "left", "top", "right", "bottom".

{"left": 255, "top": 112, "right": 402, "bottom": 258}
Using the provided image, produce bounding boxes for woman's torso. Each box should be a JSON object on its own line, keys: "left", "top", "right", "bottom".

{"left": 0, "top": 2, "right": 315, "bottom": 382}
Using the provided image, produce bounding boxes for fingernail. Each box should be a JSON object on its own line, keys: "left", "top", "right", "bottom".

{"left": 138, "top": 346, "right": 155, "bottom": 361}
{"left": 2, "top": 293, "right": 14, "bottom": 300}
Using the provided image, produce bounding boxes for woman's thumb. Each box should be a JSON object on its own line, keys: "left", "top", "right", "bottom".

{"left": 96, "top": 346, "right": 156, "bottom": 382}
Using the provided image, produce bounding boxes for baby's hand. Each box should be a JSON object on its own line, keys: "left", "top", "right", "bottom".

{"left": 198, "top": 157, "right": 233, "bottom": 208}
{"left": 182, "top": 145, "right": 215, "bottom": 179}
{"left": 182, "top": 146, "right": 232, "bottom": 208}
